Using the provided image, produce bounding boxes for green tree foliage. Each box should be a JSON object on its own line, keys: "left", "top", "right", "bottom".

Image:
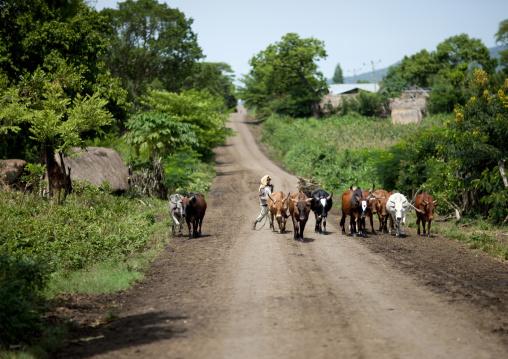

{"left": 495, "top": 19, "right": 508, "bottom": 72}
{"left": 379, "top": 65, "right": 409, "bottom": 98}
{"left": 398, "top": 49, "right": 440, "bottom": 88}
{"left": 125, "top": 113, "right": 198, "bottom": 161}
{"left": 101, "top": 0, "right": 204, "bottom": 108}
{"left": 332, "top": 62, "right": 344, "bottom": 84}
{"left": 138, "top": 89, "right": 234, "bottom": 159}
{"left": 183, "top": 62, "right": 237, "bottom": 110}
{"left": 0, "top": 66, "right": 113, "bottom": 190}
{"left": 380, "top": 34, "right": 496, "bottom": 114}
{"left": 0, "top": 0, "right": 128, "bottom": 122}
{"left": 381, "top": 70, "right": 508, "bottom": 220}
{"left": 239, "top": 33, "right": 328, "bottom": 118}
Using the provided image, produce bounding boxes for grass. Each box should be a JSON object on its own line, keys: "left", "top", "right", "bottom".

{"left": 406, "top": 214, "right": 508, "bottom": 260}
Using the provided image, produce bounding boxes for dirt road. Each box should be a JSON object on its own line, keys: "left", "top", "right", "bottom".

{"left": 56, "top": 107, "right": 508, "bottom": 358}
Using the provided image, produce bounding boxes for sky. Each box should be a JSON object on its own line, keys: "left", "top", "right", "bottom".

{"left": 90, "top": 0, "right": 508, "bottom": 83}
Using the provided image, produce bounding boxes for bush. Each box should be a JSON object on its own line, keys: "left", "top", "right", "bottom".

{"left": 0, "top": 256, "right": 49, "bottom": 347}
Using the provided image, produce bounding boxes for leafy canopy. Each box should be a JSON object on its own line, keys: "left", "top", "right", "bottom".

{"left": 135, "top": 89, "right": 234, "bottom": 159}
{"left": 240, "top": 33, "right": 328, "bottom": 118}
{"left": 101, "top": 0, "right": 204, "bottom": 108}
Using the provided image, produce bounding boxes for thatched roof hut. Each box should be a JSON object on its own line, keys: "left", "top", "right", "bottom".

{"left": 0, "top": 159, "right": 26, "bottom": 187}
{"left": 390, "top": 90, "right": 429, "bottom": 124}
{"left": 55, "top": 147, "right": 129, "bottom": 191}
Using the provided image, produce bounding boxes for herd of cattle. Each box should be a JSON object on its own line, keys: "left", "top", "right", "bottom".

{"left": 168, "top": 185, "right": 438, "bottom": 241}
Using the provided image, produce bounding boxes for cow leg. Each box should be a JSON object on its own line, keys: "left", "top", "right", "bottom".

{"left": 293, "top": 221, "right": 300, "bottom": 241}
{"left": 187, "top": 220, "right": 192, "bottom": 239}
{"left": 351, "top": 216, "right": 357, "bottom": 237}
{"left": 369, "top": 215, "right": 376, "bottom": 235}
{"left": 198, "top": 217, "right": 203, "bottom": 237}
{"left": 426, "top": 220, "right": 432, "bottom": 237}
{"left": 314, "top": 212, "right": 319, "bottom": 233}
{"left": 422, "top": 219, "right": 427, "bottom": 236}
{"left": 417, "top": 217, "right": 421, "bottom": 235}
{"left": 300, "top": 220, "right": 307, "bottom": 241}
{"left": 322, "top": 216, "right": 327, "bottom": 234}
{"left": 340, "top": 214, "right": 347, "bottom": 235}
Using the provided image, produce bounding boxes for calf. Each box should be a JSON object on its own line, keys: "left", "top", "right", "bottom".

{"left": 361, "top": 184, "right": 378, "bottom": 235}
{"left": 414, "top": 193, "right": 438, "bottom": 237}
{"left": 168, "top": 193, "right": 184, "bottom": 237}
{"left": 373, "top": 189, "right": 391, "bottom": 233}
{"left": 311, "top": 189, "right": 333, "bottom": 234}
{"left": 340, "top": 186, "right": 369, "bottom": 237}
{"left": 268, "top": 191, "right": 290, "bottom": 233}
{"left": 289, "top": 190, "right": 313, "bottom": 241}
{"left": 181, "top": 193, "right": 207, "bottom": 239}
{"left": 386, "top": 193, "right": 410, "bottom": 237}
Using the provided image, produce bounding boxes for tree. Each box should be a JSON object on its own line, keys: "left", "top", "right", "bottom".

{"left": 495, "top": 19, "right": 508, "bottom": 72}
{"left": 101, "top": 0, "right": 204, "bottom": 108}
{"left": 139, "top": 89, "right": 234, "bottom": 159}
{"left": 240, "top": 33, "right": 328, "bottom": 118}
{"left": 436, "top": 34, "right": 497, "bottom": 75}
{"left": 0, "top": 0, "right": 128, "bottom": 122}
{"left": 0, "top": 66, "right": 113, "bottom": 195}
{"left": 183, "top": 62, "right": 237, "bottom": 110}
{"left": 333, "top": 63, "right": 344, "bottom": 84}
{"left": 379, "top": 65, "right": 408, "bottom": 98}
{"left": 398, "top": 49, "right": 440, "bottom": 88}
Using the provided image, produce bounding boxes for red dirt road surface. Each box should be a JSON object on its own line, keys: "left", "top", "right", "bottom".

{"left": 54, "top": 106, "right": 508, "bottom": 358}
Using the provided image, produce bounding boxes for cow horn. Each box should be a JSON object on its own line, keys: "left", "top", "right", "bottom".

{"left": 433, "top": 200, "right": 438, "bottom": 204}
{"left": 284, "top": 193, "right": 290, "bottom": 202}
{"left": 290, "top": 198, "right": 298, "bottom": 203}
{"left": 369, "top": 192, "right": 380, "bottom": 199}
{"left": 306, "top": 198, "right": 313, "bottom": 203}
{"left": 313, "top": 194, "right": 320, "bottom": 201}
{"left": 369, "top": 183, "right": 375, "bottom": 193}
{"left": 327, "top": 192, "right": 333, "bottom": 200}
{"left": 423, "top": 199, "right": 428, "bottom": 204}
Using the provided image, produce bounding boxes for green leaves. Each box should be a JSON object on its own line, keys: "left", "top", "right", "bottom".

{"left": 101, "top": 0, "right": 203, "bottom": 107}
{"left": 240, "top": 33, "right": 328, "bottom": 118}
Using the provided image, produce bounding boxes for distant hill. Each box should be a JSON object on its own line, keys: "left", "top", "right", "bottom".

{"left": 334, "top": 45, "right": 507, "bottom": 85}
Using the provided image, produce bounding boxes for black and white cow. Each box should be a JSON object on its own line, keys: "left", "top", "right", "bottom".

{"left": 311, "top": 189, "right": 333, "bottom": 234}
{"left": 168, "top": 193, "right": 184, "bottom": 237}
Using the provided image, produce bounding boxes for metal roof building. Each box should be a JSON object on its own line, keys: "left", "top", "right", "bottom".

{"left": 328, "top": 83, "right": 379, "bottom": 94}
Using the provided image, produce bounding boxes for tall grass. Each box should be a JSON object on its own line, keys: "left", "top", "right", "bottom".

{"left": 260, "top": 112, "right": 451, "bottom": 194}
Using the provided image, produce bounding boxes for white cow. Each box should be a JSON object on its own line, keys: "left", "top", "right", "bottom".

{"left": 168, "top": 193, "right": 184, "bottom": 236}
{"left": 386, "top": 192, "right": 410, "bottom": 237}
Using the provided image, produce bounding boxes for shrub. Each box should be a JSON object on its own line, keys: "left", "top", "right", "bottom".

{"left": 0, "top": 256, "right": 49, "bottom": 347}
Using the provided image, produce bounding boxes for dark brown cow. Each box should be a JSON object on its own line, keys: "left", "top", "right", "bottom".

{"left": 361, "top": 184, "right": 378, "bottom": 235}
{"left": 340, "top": 186, "right": 369, "bottom": 237}
{"left": 374, "top": 189, "right": 391, "bottom": 233}
{"left": 268, "top": 191, "right": 290, "bottom": 233}
{"left": 414, "top": 193, "right": 438, "bottom": 237}
{"left": 181, "top": 193, "right": 207, "bottom": 239}
{"left": 289, "top": 190, "right": 312, "bottom": 241}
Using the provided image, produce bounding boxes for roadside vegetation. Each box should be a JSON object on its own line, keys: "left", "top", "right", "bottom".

{"left": 0, "top": 0, "right": 228, "bottom": 356}
{"left": 242, "top": 25, "right": 508, "bottom": 262}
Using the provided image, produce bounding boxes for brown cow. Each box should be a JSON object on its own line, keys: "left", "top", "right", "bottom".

{"left": 181, "top": 193, "right": 207, "bottom": 239}
{"left": 373, "top": 189, "right": 391, "bottom": 233}
{"left": 289, "top": 191, "right": 312, "bottom": 241}
{"left": 361, "top": 184, "right": 378, "bottom": 235}
{"left": 414, "top": 193, "right": 438, "bottom": 237}
{"left": 268, "top": 191, "right": 290, "bottom": 233}
{"left": 340, "top": 186, "right": 370, "bottom": 237}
